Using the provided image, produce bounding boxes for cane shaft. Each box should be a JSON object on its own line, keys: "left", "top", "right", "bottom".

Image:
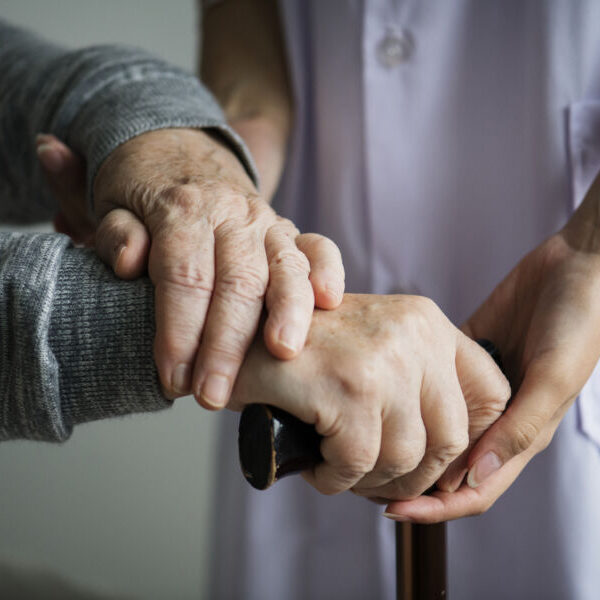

{"left": 397, "top": 522, "right": 447, "bottom": 600}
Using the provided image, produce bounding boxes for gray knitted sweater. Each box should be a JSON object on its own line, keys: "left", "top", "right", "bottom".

{"left": 0, "top": 21, "right": 255, "bottom": 441}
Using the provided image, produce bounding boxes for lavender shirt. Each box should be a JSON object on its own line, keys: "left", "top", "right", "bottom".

{"left": 211, "top": 2, "right": 600, "bottom": 599}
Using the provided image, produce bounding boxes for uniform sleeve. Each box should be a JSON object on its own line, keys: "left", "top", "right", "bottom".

{"left": 0, "top": 19, "right": 258, "bottom": 223}
{"left": 0, "top": 231, "right": 167, "bottom": 442}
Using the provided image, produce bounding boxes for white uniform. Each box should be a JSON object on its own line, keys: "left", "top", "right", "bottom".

{"left": 210, "top": 2, "right": 600, "bottom": 598}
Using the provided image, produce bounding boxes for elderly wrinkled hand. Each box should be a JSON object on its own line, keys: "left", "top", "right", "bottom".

{"left": 231, "top": 293, "right": 510, "bottom": 498}
{"left": 35, "top": 129, "right": 345, "bottom": 406}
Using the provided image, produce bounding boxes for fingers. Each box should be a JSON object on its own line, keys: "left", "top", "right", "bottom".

{"left": 455, "top": 333, "right": 511, "bottom": 411}
{"left": 36, "top": 133, "right": 94, "bottom": 244}
{"left": 353, "top": 370, "right": 467, "bottom": 500}
{"left": 263, "top": 223, "right": 315, "bottom": 360}
{"left": 36, "top": 134, "right": 84, "bottom": 182}
{"left": 295, "top": 233, "right": 345, "bottom": 309}
{"left": 351, "top": 407, "right": 426, "bottom": 494}
{"left": 395, "top": 376, "right": 468, "bottom": 499}
{"left": 383, "top": 441, "right": 533, "bottom": 523}
{"left": 191, "top": 222, "right": 269, "bottom": 409}
{"left": 95, "top": 209, "right": 150, "bottom": 279}
{"left": 349, "top": 365, "right": 425, "bottom": 493}
{"left": 303, "top": 407, "right": 382, "bottom": 495}
{"left": 437, "top": 333, "right": 511, "bottom": 491}
{"left": 465, "top": 356, "right": 565, "bottom": 489}
{"left": 150, "top": 223, "right": 216, "bottom": 398}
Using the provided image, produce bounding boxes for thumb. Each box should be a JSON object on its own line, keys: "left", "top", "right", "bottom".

{"left": 437, "top": 333, "right": 511, "bottom": 491}
{"left": 95, "top": 208, "right": 151, "bottom": 280}
{"left": 36, "top": 133, "right": 86, "bottom": 198}
{"left": 465, "top": 357, "right": 561, "bottom": 488}
{"left": 36, "top": 134, "right": 94, "bottom": 243}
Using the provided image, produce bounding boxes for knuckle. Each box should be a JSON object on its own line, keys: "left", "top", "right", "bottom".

{"left": 469, "top": 401, "right": 505, "bottom": 429}
{"left": 414, "top": 298, "right": 446, "bottom": 337}
{"left": 312, "top": 403, "right": 343, "bottom": 438}
{"left": 414, "top": 295, "right": 441, "bottom": 318}
{"left": 509, "top": 418, "right": 541, "bottom": 456}
{"left": 217, "top": 264, "right": 268, "bottom": 302}
{"left": 475, "top": 377, "right": 512, "bottom": 420}
{"left": 302, "top": 233, "right": 342, "bottom": 258}
{"left": 267, "top": 292, "right": 314, "bottom": 321}
{"left": 213, "top": 196, "right": 273, "bottom": 232}
{"left": 336, "top": 466, "right": 373, "bottom": 484}
{"left": 497, "top": 377, "right": 512, "bottom": 406}
{"left": 208, "top": 346, "right": 245, "bottom": 366}
{"left": 204, "top": 335, "right": 248, "bottom": 365}
{"left": 536, "top": 427, "right": 555, "bottom": 452}
{"left": 269, "top": 247, "right": 311, "bottom": 274}
{"left": 334, "top": 453, "right": 378, "bottom": 481}
{"left": 488, "top": 389, "right": 511, "bottom": 416}
{"left": 143, "top": 186, "right": 214, "bottom": 234}
{"left": 319, "top": 425, "right": 380, "bottom": 482}
{"left": 387, "top": 480, "right": 419, "bottom": 501}
{"left": 393, "top": 296, "right": 440, "bottom": 342}
{"left": 215, "top": 217, "right": 253, "bottom": 238}
{"left": 160, "top": 185, "right": 200, "bottom": 217}
{"left": 159, "top": 263, "right": 214, "bottom": 296}
{"left": 373, "top": 463, "right": 412, "bottom": 482}
{"left": 390, "top": 440, "right": 426, "bottom": 474}
{"left": 247, "top": 193, "right": 274, "bottom": 218}
{"left": 273, "top": 215, "right": 300, "bottom": 237}
{"left": 431, "top": 432, "right": 469, "bottom": 465}
{"left": 334, "top": 355, "right": 379, "bottom": 399}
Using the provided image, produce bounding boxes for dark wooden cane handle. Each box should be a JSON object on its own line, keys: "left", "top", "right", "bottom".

{"left": 238, "top": 339, "right": 502, "bottom": 490}
{"left": 238, "top": 403, "right": 322, "bottom": 490}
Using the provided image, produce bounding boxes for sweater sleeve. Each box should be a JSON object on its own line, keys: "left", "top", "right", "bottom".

{"left": 0, "top": 231, "right": 167, "bottom": 442}
{"left": 0, "top": 19, "right": 258, "bottom": 223}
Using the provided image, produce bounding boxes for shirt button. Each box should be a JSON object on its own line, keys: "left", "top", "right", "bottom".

{"left": 376, "top": 28, "right": 414, "bottom": 68}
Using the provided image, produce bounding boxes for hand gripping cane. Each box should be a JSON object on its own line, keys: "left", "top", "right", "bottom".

{"left": 238, "top": 339, "right": 503, "bottom": 600}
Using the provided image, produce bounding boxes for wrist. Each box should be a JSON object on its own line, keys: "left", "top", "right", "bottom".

{"left": 231, "top": 112, "right": 290, "bottom": 201}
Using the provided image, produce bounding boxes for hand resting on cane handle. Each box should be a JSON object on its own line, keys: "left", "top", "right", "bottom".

{"left": 230, "top": 294, "right": 511, "bottom": 500}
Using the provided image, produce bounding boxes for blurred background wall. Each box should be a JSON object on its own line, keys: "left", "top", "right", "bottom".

{"left": 0, "top": 1, "right": 219, "bottom": 598}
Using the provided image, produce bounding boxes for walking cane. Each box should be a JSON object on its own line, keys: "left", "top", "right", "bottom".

{"left": 238, "top": 340, "right": 501, "bottom": 600}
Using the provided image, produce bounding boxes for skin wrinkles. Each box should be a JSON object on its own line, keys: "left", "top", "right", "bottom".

{"left": 38, "top": 127, "right": 346, "bottom": 408}
{"left": 231, "top": 293, "right": 510, "bottom": 499}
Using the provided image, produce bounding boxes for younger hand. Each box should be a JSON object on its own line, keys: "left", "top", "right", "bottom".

{"left": 385, "top": 179, "right": 600, "bottom": 522}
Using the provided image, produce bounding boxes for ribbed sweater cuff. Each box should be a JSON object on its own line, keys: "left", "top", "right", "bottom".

{"left": 50, "top": 244, "right": 169, "bottom": 432}
{"left": 65, "top": 73, "right": 259, "bottom": 208}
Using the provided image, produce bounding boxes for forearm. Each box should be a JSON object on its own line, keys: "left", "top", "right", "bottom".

{"left": 0, "top": 231, "right": 167, "bottom": 442}
{"left": 0, "top": 19, "right": 256, "bottom": 223}
{"left": 199, "top": 0, "right": 292, "bottom": 199}
{"left": 563, "top": 168, "right": 600, "bottom": 253}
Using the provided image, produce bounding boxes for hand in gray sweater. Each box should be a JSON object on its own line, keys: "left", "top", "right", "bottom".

{"left": 9, "top": 18, "right": 346, "bottom": 414}
{"left": 0, "top": 20, "right": 256, "bottom": 441}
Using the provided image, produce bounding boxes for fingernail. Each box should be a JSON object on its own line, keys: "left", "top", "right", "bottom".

{"left": 449, "top": 468, "right": 468, "bottom": 492}
{"left": 382, "top": 512, "right": 410, "bottom": 522}
{"left": 467, "top": 451, "right": 502, "bottom": 488}
{"left": 36, "top": 143, "right": 64, "bottom": 172}
{"left": 171, "top": 363, "right": 191, "bottom": 395}
{"left": 114, "top": 244, "right": 127, "bottom": 272}
{"left": 325, "top": 281, "right": 343, "bottom": 303}
{"left": 35, "top": 133, "right": 53, "bottom": 145}
{"left": 200, "top": 373, "right": 230, "bottom": 408}
{"left": 277, "top": 324, "right": 302, "bottom": 354}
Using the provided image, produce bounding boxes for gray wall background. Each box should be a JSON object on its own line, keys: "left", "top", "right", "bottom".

{"left": 0, "top": 1, "right": 220, "bottom": 598}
